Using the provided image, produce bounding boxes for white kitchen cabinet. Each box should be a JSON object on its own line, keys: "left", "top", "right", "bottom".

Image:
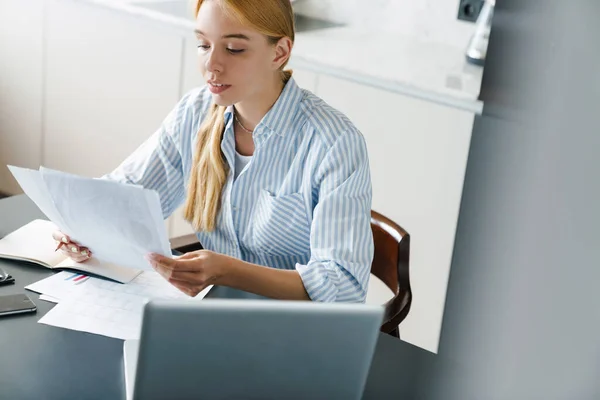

{"left": 45, "top": 0, "right": 185, "bottom": 236}
{"left": 44, "top": 0, "right": 183, "bottom": 179}
{"left": 0, "top": 0, "right": 44, "bottom": 195}
{"left": 288, "top": 62, "right": 318, "bottom": 93}
{"left": 181, "top": 37, "right": 206, "bottom": 92}
{"left": 317, "top": 75, "right": 475, "bottom": 353}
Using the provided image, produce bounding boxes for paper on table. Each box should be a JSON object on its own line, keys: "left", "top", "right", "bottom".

{"left": 40, "top": 294, "right": 60, "bottom": 304}
{"left": 25, "top": 270, "right": 92, "bottom": 301}
{"left": 38, "top": 271, "right": 212, "bottom": 340}
{"left": 53, "top": 256, "right": 142, "bottom": 284}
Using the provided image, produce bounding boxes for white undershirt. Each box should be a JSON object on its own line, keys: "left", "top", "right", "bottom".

{"left": 234, "top": 150, "right": 252, "bottom": 180}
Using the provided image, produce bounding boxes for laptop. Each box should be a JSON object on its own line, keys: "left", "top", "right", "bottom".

{"left": 123, "top": 299, "right": 384, "bottom": 400}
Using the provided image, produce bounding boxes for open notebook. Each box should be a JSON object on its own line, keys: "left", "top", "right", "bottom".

{"left": 0, "top": 219, "right": 141, "bottom": 283}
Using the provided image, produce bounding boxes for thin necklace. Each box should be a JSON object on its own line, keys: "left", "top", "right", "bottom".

{"left": 234, "top": 111, "right": 254, "bottom": 134}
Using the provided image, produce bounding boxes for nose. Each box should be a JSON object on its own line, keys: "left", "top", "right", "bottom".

{"left": 204, "top": 49, "right": 223, "bottom": 74}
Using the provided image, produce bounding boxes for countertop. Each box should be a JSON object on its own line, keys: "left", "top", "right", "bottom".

{"left": 77, "top": 0, "right": 484, "bottom": 113}
{"left": 291, "top": 27, "right": 484, "bottom": 113}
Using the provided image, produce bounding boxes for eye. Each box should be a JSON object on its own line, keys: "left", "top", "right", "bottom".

{"left": 197, "top": 44, "right": 210, "bottom": 51}
{"left": 227, "top": 48, "right": 245, "bottom": 54}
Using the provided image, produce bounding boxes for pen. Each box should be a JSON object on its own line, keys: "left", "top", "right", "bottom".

{"left": 73, "top": 275, "right": 90, "bottom": 285}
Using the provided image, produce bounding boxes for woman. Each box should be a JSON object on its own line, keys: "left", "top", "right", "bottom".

{"left": 53, "top": 0, "right": 374, "bottom": 302}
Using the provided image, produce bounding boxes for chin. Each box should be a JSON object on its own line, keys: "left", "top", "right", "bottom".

{"left": 206, "top": 82, "right": 240, "bottom": 107}
{"left": 211, "top": 95, "right": 233, "bottom": 107}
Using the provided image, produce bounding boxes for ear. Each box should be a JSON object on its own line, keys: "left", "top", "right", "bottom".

{"left": 272, "top": 36, "right": 293, "bottom": 70}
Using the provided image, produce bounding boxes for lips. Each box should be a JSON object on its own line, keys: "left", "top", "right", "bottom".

{"left": 207, "top": 81, "right": 231, "bottom": 94}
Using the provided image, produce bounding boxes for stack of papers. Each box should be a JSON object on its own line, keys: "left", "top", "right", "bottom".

{"left": 27, "top": 271, "right": 86, "bottom": 302}
{"left": 27, "top": 271, "right": 212, "bottom": 340}
{"left": 7, "top": 164, "right": 208, "bottom": 339}
{"left": 8, "top": 165, "right": 172, "bottom": 271}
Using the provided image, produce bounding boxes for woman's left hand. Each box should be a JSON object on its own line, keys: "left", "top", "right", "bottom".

{"left": 145, "top": 250, "right": 225, "bottom": 297}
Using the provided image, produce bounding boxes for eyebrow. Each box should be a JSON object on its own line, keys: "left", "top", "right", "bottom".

{"left": 194, "top": 30, "right": 250, "bottom": 40}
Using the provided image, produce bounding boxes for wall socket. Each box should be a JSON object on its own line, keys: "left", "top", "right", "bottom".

{"left": 457, "top": 0, "right": 484, "bottom": 23}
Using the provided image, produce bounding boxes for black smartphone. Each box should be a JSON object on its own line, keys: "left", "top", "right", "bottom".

{"left": 0, "top": 293, "right": 37, "bottom": 317}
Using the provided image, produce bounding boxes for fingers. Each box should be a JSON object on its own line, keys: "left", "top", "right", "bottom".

{"left": 146, "top": 252, "right": 206, "bottom": 272}
{"left": 145, "top": 253, "right": 177, "bottom": 270}
{"left": 52, "top": 230, "right": 70, "bottom": 244}
{"left": 166, "top": 271, "right": 211, "bottom": 287}
{"left": 53, "top": 231, "right": 92, "bottom": 263}
{"left": 174, "top": 251, "right": 202, "bottom": 260}
{"left": 150, "top": 258, "right": 207, "bottom": 285}
{"left": 147, "top": 253, "right": 192, "bottom": 272}
{"left": 60, "top": 243, "right": 92, "bottom": 263}
{"left": 147, "top": 253, "right": 210, "bottom": 297}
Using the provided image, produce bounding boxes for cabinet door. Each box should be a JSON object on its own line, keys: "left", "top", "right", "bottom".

{"left": 288, "top": 65, "right": 318, "bottom": 93}
{"left": 45, "top": 0, "right": 185, "bottom": 236}
{"left": 181, "top": 37, "right": 206, "bottom": 93}
{"left": 317, "top": 76, "right": 475, "bottom": 354}
{"left": 44, "top": 0, "right": 183, "bottom": 179}
{"left": 0, "top": 0, "right": 44, "bottom": 195}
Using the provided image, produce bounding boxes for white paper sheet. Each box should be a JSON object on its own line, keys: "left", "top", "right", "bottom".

{"left": 8, "top": 165, "right": 172, "bottom": 271}
{"left": 25, "top": 270, "right": 92, "bottom": 300}
{"left": 38, "top": 271, "right": 212, "bottom": 340}
{"left": 7, "top": 166, "right": 70, "bottom": 233}
{"left": 39, "top": 294, "right": 60, "bottom": 304}
{"left": 53, "top": 256, "right": 142, "bottom": 283}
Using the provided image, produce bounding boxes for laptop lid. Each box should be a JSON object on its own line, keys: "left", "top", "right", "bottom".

{"left": 129, "top": 299, "right": 384, "bottom": 400}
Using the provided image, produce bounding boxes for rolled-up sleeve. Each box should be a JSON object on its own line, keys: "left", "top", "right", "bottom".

{"left": 101, "top": 94, "right": 193, "bottom": 219}
{"left": 295, "top": 129, "right": 374, "bottom": 303}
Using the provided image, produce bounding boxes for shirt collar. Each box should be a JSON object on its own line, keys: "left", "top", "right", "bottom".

{"left": 222, "top": 76, "right": 303, "bottom": 138}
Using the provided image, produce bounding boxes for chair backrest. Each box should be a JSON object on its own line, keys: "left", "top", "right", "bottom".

{"left": 370, "top": 210, "right": 413, "bottom": 334}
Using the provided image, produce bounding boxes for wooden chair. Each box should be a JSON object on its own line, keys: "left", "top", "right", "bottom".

{"left": 169, "top": 210, "right": 412, "bottom": 339}
{"left": 369, "top": 210, "right": 412, "bottom": 338}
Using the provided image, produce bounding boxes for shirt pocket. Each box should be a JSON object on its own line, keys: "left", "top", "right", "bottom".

{"left": 248, "top": 190, "right": 311, "bottom": 257}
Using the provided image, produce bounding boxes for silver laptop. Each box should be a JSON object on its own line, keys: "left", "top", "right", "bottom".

{"left": 124, "top": 299, "right": 384, "bottom": 400}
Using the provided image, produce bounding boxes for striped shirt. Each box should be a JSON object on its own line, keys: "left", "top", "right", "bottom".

{"left": 103, "top": 77, "right": 374, "bottom": 302}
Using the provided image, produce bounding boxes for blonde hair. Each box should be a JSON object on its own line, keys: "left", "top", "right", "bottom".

{"left": 184, "top": 0, "right": 295, "bottom": 231}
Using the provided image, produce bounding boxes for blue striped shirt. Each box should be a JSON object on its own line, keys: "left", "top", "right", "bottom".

{"left": 103, "top": 77, "right": 374, "bottom": 302}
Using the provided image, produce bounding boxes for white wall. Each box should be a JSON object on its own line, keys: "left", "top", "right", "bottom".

{"left": 294, "top": 0, "right": 475, "bottom": 47}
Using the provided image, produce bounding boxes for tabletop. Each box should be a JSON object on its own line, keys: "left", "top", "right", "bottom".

{"left": 0, "top": 194, "right": 432, "bottom": 399}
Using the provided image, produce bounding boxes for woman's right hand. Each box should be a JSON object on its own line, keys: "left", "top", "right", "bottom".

{"left": 52, "top": 231, "right": 93, "bottom": 263}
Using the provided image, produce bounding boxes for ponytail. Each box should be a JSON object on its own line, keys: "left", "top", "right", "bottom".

{"left": 183, "top": 103, "right": 228, "bottom": 231}
{"left": 183, "top": 68, "right": 292, "bottom": 232}
{"left": 281, "top": 69, "right": 292, "bottom": 82}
